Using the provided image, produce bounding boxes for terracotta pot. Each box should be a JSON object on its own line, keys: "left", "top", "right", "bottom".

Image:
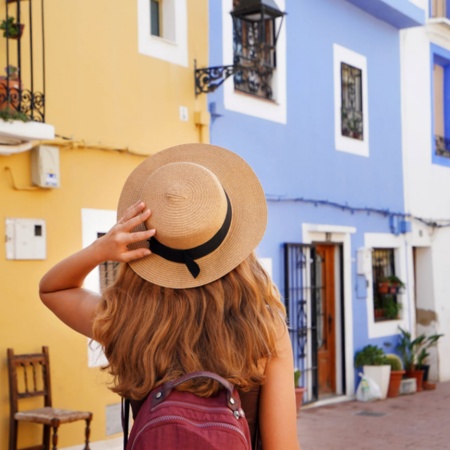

{"left": 378, "top": 282, "right": 389, "bottom": 294}
{"left": 405, "top": 369, "right": 425, "bottom": 392}
{"left": 0, "top": 79, "right": 21, "bottom": 110}
{"left": 387, "top": 370, "right": 406, "bottom": 398}
{"left": 295, "top": 387, "right": 306, "bottom": 416}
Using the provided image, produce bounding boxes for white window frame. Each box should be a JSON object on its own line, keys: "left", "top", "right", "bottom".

{"left": 364, "top": 233, "right": 410, "bottom": 339}
{"left": 82, "top": 208, "right": 116, "bottom": 368}
{"left": 137, "top": 0, "right": 188, "bottom": 67}
{"left": 221, "top": 0, "right": 287, "bottom": 124}
{"left": 334, "top": 44, "right": 369, "bottom": 157}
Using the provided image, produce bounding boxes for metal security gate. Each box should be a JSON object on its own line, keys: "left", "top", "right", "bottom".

{"left": 284, "top": 243, "right": 319, "bottom": 404}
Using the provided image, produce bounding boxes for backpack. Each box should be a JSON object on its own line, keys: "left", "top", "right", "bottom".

{"left": 123, "top": 371, "right": 252, "bottom": 450}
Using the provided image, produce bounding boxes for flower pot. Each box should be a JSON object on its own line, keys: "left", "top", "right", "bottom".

{"left": 405, "top": 369, "right": 425, "bottom": 392}
{"left": 387, "top": 370, "right": 406, "bottom": 398}
{"left": 363, "top": 365, "right": 391, "bottom": 399}
{"left": 377, "top": 282, "right": 389, "bottom": 294}
{"left": 0, "top": 79, "right": 20, "bottom": 110}
{"left": 295, "top": 387, "right": 306, "bottom": 416}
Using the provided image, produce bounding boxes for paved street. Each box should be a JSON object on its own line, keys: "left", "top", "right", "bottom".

{"left": 297, "top": 381, "right": 450, "bottom": 449}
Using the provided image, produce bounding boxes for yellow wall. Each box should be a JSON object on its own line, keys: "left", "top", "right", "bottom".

{"left": 0, "top": 0, "right": 209, "bottom": 447}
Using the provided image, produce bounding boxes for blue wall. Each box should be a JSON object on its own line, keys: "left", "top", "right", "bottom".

{"left": 208, "top": 0, "right": 408, "bottom": 350}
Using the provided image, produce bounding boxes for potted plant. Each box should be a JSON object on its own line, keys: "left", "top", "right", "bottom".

{"left": 0, "top": 17, "right": 24, "bottom": 39}
{"left": 396, "top": 326, "right": 444, "bottom": 392}
{"left": 385, "top": 353, "right": 405, "bottom": 398}
{"left": 294, "top": 369, "right": 305, "bottom": 416}
{"left": 377, "top": 275, "right": 405, "bottom": 295}
{"left": 354, "top": 344, "right": 391, "bottom": 399}
{"left": 382, "top": 296, "right": 402, "bottom": 320}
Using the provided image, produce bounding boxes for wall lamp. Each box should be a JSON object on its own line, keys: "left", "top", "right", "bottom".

{"left": 195, "top": 0, "right": 286, "bottom": 96}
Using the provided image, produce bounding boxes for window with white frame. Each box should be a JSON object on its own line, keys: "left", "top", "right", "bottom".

{"left": 137, "top": 0, "right": 188, "bottom": 67}
{"left": 372, "top": 248, "right": 404, "bottom": 322}
{"left": 333, "top": 44, "right": 369, "bottom": 157}
{"left": 222, "top": 0, "right": 287, "bottom": 124}
{"left": 82, "top": 208, "right": 116, "bottom": 368}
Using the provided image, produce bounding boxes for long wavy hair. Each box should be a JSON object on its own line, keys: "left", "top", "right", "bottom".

{"left": 92, "top": 252, "right": 286, "bottom": 400}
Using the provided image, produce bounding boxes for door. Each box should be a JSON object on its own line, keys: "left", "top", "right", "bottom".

{"left": 314, "top": 245, "right": 336, "bottom": 396}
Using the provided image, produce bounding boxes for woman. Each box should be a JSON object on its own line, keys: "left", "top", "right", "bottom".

{"left": 39, "top": 143, "right": 300, "bottom": 450}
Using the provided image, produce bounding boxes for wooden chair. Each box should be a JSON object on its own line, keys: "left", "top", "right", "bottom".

{"left": 7, "top": 346, "right": 93, "bottom": 450}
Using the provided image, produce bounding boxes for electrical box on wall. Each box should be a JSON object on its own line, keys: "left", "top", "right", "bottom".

{"left": 31, "top": 145, "right": 60, "bottom": 188}
{"left": 356, "top": 247, "right": 372, "bottom": 276}
{"left": 5, "top": 218, "right": 46, "bottom": 260}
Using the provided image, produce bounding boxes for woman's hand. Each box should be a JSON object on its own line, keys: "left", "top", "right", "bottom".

{"left": 92, "top": 201, "right": 156, "bottom": 264}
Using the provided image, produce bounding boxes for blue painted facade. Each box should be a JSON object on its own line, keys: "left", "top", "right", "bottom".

{"left": 206, "top": 0, "right": 425, "bottom": 399}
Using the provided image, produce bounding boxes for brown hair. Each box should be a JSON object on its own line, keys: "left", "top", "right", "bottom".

{"left": 92, "top": 252, "right": 286, "bottom": 400}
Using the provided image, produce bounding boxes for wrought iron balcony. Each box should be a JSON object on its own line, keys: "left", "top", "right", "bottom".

{"left": 1, "top": 0, "right": 47, "bottom": 123}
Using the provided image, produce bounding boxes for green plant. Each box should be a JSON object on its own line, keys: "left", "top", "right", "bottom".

{"left": 385, "top": 353, "right": 403, "bottom": 371}
{"left": 0, "top": 17, "right": 22, "bottom": 38}
{"left": 294, "top": 369, "right": 301, "bottom": 388}
{"left": 396, "top": 326, "right": 444, "bottom": 371}
{"left": 0, "top": 108, "right": 29, "bottom": 122}
{"left": 354, "top": 344, "right": 388, "bottom": 368}
{"left": 383, "top": 296, "right": 402, "bottom": 320}
{"left": 4, "top": 65, "right": 18, "bottom": 80}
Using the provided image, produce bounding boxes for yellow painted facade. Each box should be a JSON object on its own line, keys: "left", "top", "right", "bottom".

{"left": 0, "top": 0, "right": 209, "bottom": 447}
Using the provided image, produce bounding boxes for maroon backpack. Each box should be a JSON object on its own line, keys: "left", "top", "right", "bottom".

{"left": 125, "top": 371, "right": 252, "bottom": 450}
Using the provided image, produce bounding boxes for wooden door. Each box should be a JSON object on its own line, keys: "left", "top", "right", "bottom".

{"left": 315, "top": 245, "right": 336, "bottom": 396}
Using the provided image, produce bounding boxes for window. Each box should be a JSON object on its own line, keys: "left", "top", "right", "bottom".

{"left": 232, "top": 0, "right": 277, "bottom": 99}
{"left": 150, "top": 0, "right": 161, "bottom": 37}
{"left": 333, "top": 44, "right": 369, "bottom": 157}
{"left": 431, "top": 44, "right": 450, "bottom": 166}
{"left": 433, "top": 61, "right": 450, "bottom": 158}
{"left": 431, "top": 0, "right": 447, "bottom": 18}
{"left": 341, "top": 63, "right": 363, "bottom": 141}
{"left": 372, "top": 248, "right": 403, "bottom": 322}
{"left": 221, "top": 0, "right": 287, "bottom": 124}
{"left": 97, "top": 233, "right": 120, "bottom": 292}
{"left": 138, "top": 0, "right": 188, "bottom": 67}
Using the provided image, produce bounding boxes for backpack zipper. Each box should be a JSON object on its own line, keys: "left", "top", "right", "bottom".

{"left": 151, "top": 399, "right": 238, "bottom": 416}
{"left": 130, "top": 414, "right": 249, "bottom": 450}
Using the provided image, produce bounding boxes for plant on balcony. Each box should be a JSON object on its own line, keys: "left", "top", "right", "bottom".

{"left": 0, "top": 17, "right": 24, "bottom": 39}
{"left": 0, "top": 107, "right": 28, "bottom": 122}
{"left": 377, "top": 275, "right": 405, "bottom": 295}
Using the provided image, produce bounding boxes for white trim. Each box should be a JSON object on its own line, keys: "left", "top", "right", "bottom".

{"left": 137, "top": 0, "right": 188, "bottom": 67}
{"left": 333, "top": 44, "right": 369, "bottom": 157}
{"left": 302, "top": 223, "right": 355, "bottom": 397}
{"left": 364, "top": 233, "right": 410, "bottom": 338}
{"left": 81, "top": 208, "right": 116, "bottom": 368}
{"left": 221, "top": 0, "right": 287, "bottom": 123}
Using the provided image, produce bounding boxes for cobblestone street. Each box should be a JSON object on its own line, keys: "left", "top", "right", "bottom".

{"left": 297, "top": 381, "right": 450, "bottom": 449}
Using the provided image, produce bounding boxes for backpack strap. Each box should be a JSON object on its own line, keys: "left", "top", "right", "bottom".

{"left": 150, "top": 371, "right": 244, "bottom": 417}
{"left": 122, "top": 397, "right": 130, "bottom": 449}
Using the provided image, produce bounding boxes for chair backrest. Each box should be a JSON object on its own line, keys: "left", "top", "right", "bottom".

{"left": 7, "top": 346, "right": 52, "bottom": 415}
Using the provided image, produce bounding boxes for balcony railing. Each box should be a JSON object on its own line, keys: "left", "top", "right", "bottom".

{"left": 1, "top": 0, "right": 46, "bottom": 122}
{"left": 435, "top": 135, "right": 450, "bottom": 158}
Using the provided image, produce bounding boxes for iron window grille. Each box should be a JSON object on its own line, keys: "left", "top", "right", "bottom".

{"left": 341, "top": 62, "right": 363, "bottom": 141}
{"left": 372, "top": 248, "right": 401, "bottom": 322}
{"left": 232, "top": 0, "right": 276, "bottom": 100}
{"left": 97, "top": 233, "right": 119, "bottom": 293}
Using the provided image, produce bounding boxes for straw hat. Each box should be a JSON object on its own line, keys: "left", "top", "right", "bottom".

{"left": 117, "top": 143, "right": 267, "bottom": 289}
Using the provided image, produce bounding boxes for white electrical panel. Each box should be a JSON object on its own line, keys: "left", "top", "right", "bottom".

{"left": 356, "top": 247, "right": 372, "bottom": 276}
{"left": 31, "top": 145, "right": 60, "bottom": 188}
{"left": 5, "top": 218, "right": 46, "bottom": 260}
